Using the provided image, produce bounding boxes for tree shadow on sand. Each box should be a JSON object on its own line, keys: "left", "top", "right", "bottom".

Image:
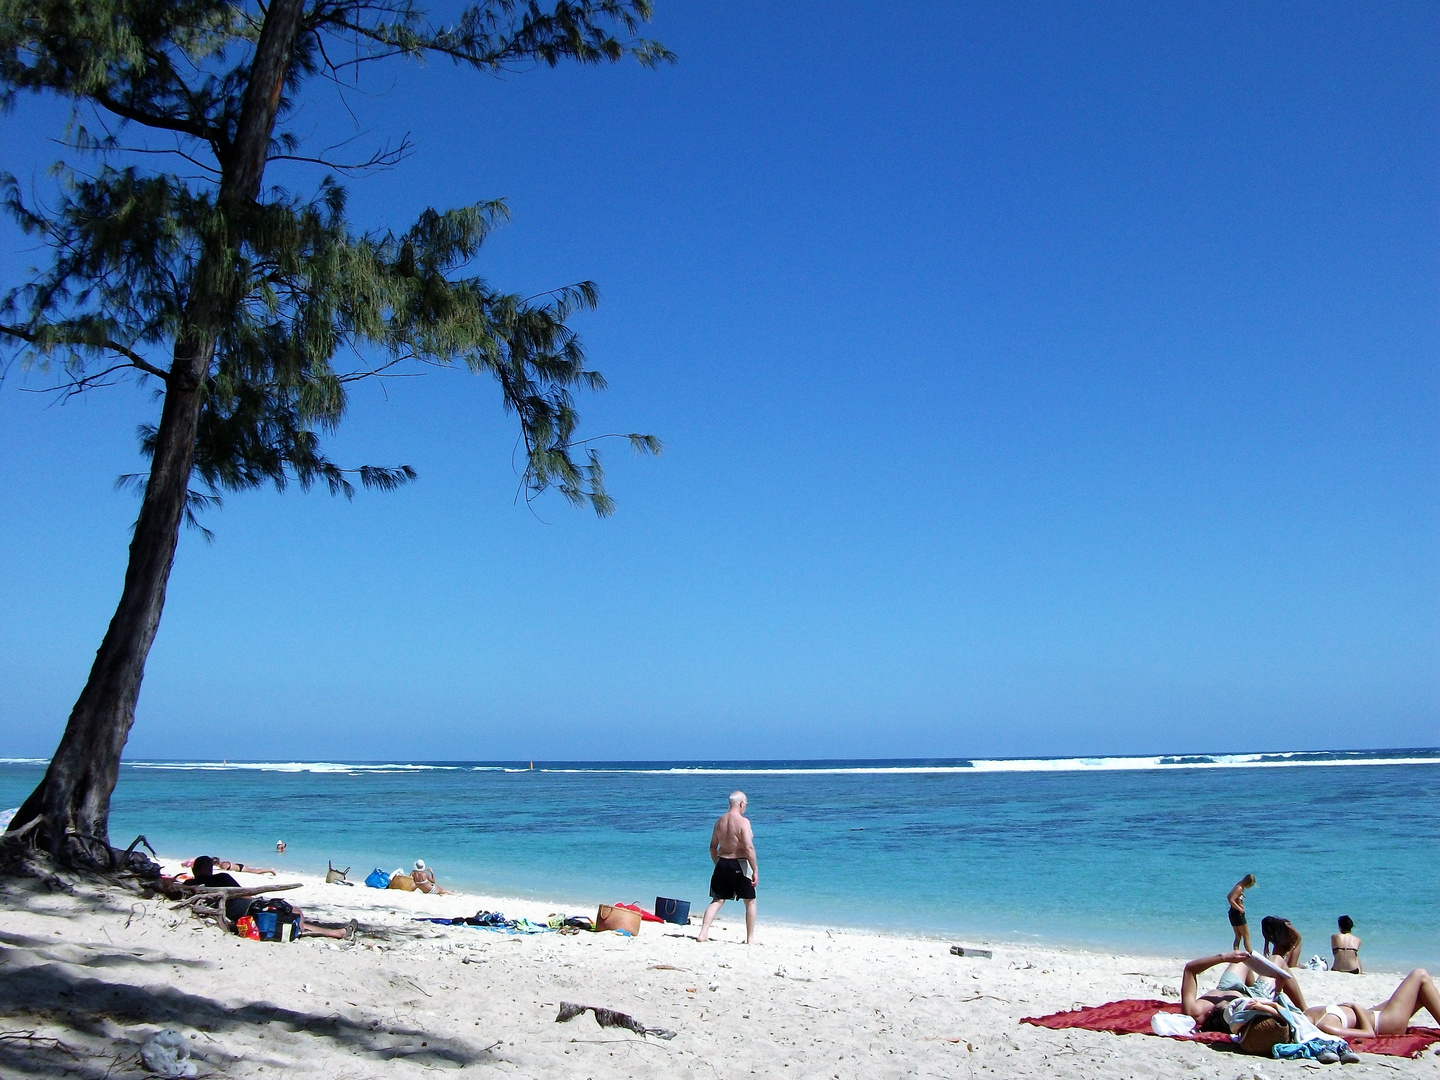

{"left": 0, "top": 946, "right": 499, "bottom": 1077}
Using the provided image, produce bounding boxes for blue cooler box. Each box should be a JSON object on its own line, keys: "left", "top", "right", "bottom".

{"left": 655, "top": 897, "right": 690, "bottom": 924}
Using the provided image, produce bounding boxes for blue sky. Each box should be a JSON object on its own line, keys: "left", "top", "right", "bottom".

{"left": 1, "top": 1, "right": 1436, "bottom": 761}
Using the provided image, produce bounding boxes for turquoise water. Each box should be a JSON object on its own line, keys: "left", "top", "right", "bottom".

{"left": 2, "top": 750, "right": 1436, "bottom": 968}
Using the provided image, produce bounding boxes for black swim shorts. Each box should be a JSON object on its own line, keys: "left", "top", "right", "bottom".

{"left": 1228, "top": 907, "right": 1247, "bottom": 927}
{"left": 709, "top": 857, "right": 756, "bottom": 901}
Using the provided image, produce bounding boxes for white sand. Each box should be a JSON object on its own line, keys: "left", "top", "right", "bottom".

{"left": 1, "top": 861, "right": 1435, "bottom": 1078}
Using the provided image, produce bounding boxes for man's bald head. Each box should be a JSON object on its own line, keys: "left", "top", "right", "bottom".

{"left": 729, "top": 791, "right": 746, "bottom": 809}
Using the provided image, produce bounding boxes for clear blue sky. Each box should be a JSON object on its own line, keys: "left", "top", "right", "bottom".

{"left": 1, "top": 2, "right": 1436, "bottom": 761}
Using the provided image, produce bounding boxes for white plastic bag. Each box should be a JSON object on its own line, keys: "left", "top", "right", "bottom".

{"left": 1151, "top": 1012, "right": 1197, "bottom": 1037}
{"left": 140, "top": 1029, "right": 197, "bottom": 1079}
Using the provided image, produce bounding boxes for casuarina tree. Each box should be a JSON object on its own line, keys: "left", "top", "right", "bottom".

{"left": 0, "top": 0, "right": 669, "bottom": 867}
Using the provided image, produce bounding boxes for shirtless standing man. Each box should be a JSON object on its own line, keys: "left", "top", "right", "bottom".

{"left": 697, "top": 791, "right": 758, "bottom": 944}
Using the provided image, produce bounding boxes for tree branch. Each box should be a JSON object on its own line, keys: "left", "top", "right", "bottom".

{"left": 92, "top": 92, "right": 223, "bottom": 149}
{"left": 0, "top": 323, "right": 171, "bottom": 381}
{"left": 268, "top": 134, "right": 414, "bottom": 173}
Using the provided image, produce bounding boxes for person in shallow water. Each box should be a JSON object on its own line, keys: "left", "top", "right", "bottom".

{"left": 1307, "top": 969, "right": 1440, "bottom": 1037}
{"left": 697, "top": 790, "right": 759, "bottom": 945}
{"left": 1331, "top": 915, "right": 1363, "bottom": 974}
{"left": 1180, "top": 951, "right": 1309, "bottom": 1032}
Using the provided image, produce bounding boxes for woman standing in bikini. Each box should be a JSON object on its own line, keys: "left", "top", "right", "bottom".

{"left": 1228, "top": 874, "right": 1255, "bottom": 952}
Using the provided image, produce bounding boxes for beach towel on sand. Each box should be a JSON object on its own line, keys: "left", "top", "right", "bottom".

{"left": 614, "top": 903, "right": 664, "bottom": 923}
{"left": 1020, "top": 1000, "right": 1440, "bottom": 1059}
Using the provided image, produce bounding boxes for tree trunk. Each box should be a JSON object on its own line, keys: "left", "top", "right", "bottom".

{"left": 6, "top": 0, "right": 309, "bottom": 865}
{"left": 8, "top": 346, "right": 212, "bottom": 864}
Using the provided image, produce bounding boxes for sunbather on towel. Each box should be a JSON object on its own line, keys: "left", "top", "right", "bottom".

{"left": 1181, "top": 951, "right": 1309, "bottom": 1031}
{"left": 1306, "top": 970, "right": 1440, "bottom": 1038}
{"left": 189, "top": 857, "right": 352, "bottom": 939}
{"left": 183, "top": 856, "right": 277, "bottom": 876}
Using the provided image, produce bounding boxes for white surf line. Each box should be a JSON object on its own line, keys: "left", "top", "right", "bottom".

{"left": 30, "top": 753, "right": 1433, "bottom": 775}
{"left": 541, "top": 755, "right": 1440, "bottom": 775}
{"left": 125, "top": 762, "right": 461, "bottom": 772}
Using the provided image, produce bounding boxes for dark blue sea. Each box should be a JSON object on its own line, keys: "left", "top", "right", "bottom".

{"left": 2, "top": 749, "right": 1436, "bottom": 968}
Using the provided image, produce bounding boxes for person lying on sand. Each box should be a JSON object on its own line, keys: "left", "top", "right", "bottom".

{"left": 188, "top": 857, "right": 353, "bottom": 940}
{"left": 411, "top": 860, "right": 449, "bottom": 895}
{"left": 182, "top": 856, "right": 277, "bottom": 876}
{"left": 1181, "top": 951, "right": 1309, "bottom": 1032}
{"left": 1307, "top": 969, "right": 1440, "bottom": 1038}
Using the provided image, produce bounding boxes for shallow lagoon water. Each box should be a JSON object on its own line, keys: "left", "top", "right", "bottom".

{"left": 1, "top": 749, "right": 1435, "bottom": 968}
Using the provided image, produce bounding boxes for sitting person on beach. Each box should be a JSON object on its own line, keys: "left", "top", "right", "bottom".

{"left": 1261, "top": 915, "right": 1303, "bottom": 968}
{"left": 187, "top": 856, "right": 242, "bottom": 889}
{"left": 1181, "top": 951, "right": 1309, "bottom": 1032}
{"left": 188, "top": 857, "right": 353, "bottom": 940}
{"left": 182, "top": 856, "right": 277, "bottom": 876}
{"left": 1332, "top": 915, "right": 1362, "bottom": 974}
{"left": 411, "top": 860, "right": 449, "bottom": 895}
{"left": 1306, "top": 969, "right": 1440, "bottom": 1037}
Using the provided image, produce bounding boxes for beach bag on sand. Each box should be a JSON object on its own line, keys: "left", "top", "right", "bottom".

{"left": 245, "top": 898, "right": 299, "bottom": 942}
{"left": 655, "top": 897, "right": 691, "bottom": 924}
{"left": 595, "top": 904, "right": 643, "bottom": 935}
{"left": 364, "top": 868, "right": 390, "bottom": 889}
{"left": 388, "top": 874, "right": 417, "bottom": 891}
{"left": 1238, "top": 1016, "right": 1293, "bottom": 1057}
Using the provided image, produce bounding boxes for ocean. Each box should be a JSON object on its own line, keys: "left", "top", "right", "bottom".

{"left": 2, "top": 749, "right": 1436, "bottom": 968}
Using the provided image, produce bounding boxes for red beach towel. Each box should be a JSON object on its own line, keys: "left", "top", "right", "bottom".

{"left": 1020, "top": 999, "right": 1440, "bottom": 1059}
{"left": 614, "top": 902, "right": 664, "bottom": 923}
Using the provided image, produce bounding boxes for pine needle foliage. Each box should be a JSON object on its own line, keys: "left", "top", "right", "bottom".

{"left": 0, "top": 0, "right": 673, "bottom": 864}
{"left": 0, "top": 0, "right": 669, "bottom": 518}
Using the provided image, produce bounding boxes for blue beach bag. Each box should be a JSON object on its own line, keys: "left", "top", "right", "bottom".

{"left": 655, "top": 897, "right": 690, "bottom": 924}
{"left": 364, "top": 868, "right": 391, "bottom": 889}
{"left": 245, "top": 898, "right": 299, "bottom": 942}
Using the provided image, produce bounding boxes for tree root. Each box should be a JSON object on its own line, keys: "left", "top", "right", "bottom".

{"left": 0, "top": 834, "right": 161, "bottom": 892}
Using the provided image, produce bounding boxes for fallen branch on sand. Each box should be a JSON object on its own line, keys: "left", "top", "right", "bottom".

{"left": 0, "top": 1030, "right": 83, "bottom": 1058}
{"left": 172, "top": 883, "right": 303, "bottom": 931}
{"left": 556, "top": 1002, "right": 676, "bottom": 1040}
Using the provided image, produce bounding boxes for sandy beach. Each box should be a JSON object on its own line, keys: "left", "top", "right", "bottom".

{"left": 1, "top": 860, "right": 1435, "bottom": 1079}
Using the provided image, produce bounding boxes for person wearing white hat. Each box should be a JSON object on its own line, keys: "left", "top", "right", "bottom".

{"left": 411, "top": 860, "right": 447, "bottom": 894}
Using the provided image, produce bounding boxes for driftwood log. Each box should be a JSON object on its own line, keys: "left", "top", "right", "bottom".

{"left": 555, "top": 1002, "right": 676, "bottom": 1040}
{"left": 172, "top": 883, "right": 303, "bottom": 931}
